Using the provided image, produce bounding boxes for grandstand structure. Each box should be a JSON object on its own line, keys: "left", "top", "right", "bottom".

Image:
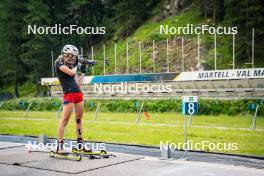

{"left": 41, "top": 68, "right": 264, "bottom": 99}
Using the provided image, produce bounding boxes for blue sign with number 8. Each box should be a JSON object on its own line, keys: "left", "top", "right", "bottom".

{"left": 182, "top": 96, "right": 198, "bottom": 115}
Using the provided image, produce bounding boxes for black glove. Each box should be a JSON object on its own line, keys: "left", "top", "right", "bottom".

{"left": 78, "top": 62, "right": 87, "bottom": 74}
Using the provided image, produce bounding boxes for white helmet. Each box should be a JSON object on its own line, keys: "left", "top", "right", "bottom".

{"left": 62, "top": 45, "right": 79, "bottom": 56}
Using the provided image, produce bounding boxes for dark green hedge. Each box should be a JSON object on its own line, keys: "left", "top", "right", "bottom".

{"left": 0, "top": 98, "right": 263, "bottom": 117}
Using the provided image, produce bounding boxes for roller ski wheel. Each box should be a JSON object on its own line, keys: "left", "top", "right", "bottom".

{"left": 72, "top": 147, "right": 107, "bottom": 155}
{"left": 71, "top": 148, "right": 110, "bottom": 159}
{"left": 49, "top": 151, "right": 82, "bottom": 161}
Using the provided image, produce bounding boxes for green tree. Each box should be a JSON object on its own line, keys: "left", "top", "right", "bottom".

{"left": 108, "top": 0, "right": 159, "bottom": 37}
{"left": 224, "top": 0, "right": 264, "bottom": 66}
{"left": 22, "top": 0, "right": 52, "bottom": 95}
{"left": 0, "top": 0, "right": 27, "bottom": 97}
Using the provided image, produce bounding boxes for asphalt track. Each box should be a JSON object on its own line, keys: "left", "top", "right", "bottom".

{"left": 0, "top": 135, "right": 263, "bottom": 176}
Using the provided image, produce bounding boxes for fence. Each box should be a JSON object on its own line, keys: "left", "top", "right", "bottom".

{"left": 50, "top": 29, "right": 256, "bottom": 77}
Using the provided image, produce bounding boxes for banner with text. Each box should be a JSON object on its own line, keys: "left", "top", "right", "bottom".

{"left": 174, "top": 68, "right": 264, "bottom": 81}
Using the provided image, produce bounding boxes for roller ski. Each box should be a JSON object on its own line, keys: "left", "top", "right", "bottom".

{"left": 49, "top": 150, "right": 82, "bottom": 161}
{"left": 49, "top": 140, "right": 82, "bottom": 161}
{"left": 72, "top": 147, "right": 115, "bottom": 159}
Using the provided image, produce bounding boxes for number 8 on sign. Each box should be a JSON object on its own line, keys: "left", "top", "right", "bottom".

{"left": 182, "top": 96, "right": 198, "bottom": 115}
{"left": 188, "top": 103, "right": 195, "bottom": 115}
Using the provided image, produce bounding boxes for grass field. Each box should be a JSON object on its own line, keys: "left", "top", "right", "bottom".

{"left": 0, "top": 110, "right": 264, "bottom": 157}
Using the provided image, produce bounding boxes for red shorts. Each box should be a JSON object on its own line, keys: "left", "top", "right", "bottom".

{"left": 63, "top": 92, "right": 83, "bottom": 104}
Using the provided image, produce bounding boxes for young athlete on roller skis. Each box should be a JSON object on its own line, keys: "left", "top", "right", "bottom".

{"left": 54, "top": 44, "right": 91, "bottom": 154}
